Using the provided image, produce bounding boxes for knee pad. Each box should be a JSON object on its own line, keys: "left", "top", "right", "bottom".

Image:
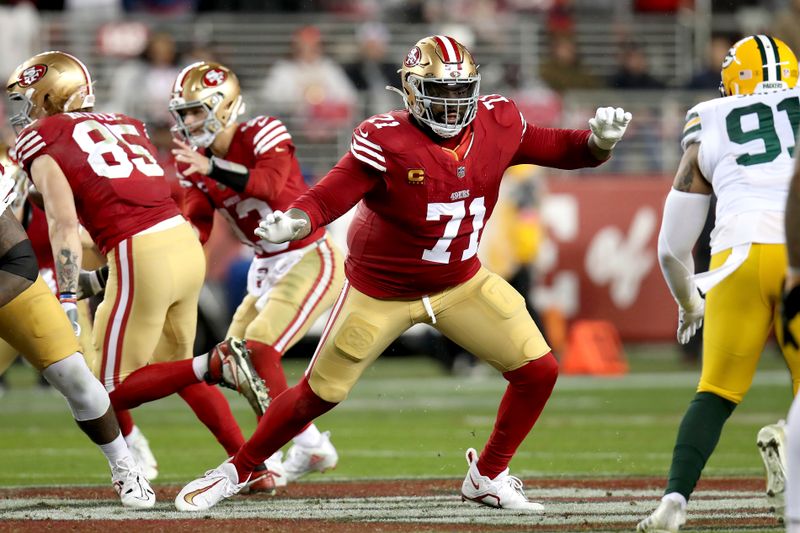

{"left": 42, "top": 352, "right": 110, "bottom": 421}
{"left": 504, "top": 352, "right": 559, "bottom": 389}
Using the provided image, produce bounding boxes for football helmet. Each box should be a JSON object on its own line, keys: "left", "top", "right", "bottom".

{"left": 389, "top": 35, "right": 480, "bottom": 138}
{"left": 0, "top": 143, "right": 28, "bottom": 216}
{"left": 169, "top": 61, "right": 244, "bottom": 148}
{"left": 720, "top": 35, "right": 798, "bottom": 96}
{"left": 6, "top": 51, "right": 95, "bottom": 132}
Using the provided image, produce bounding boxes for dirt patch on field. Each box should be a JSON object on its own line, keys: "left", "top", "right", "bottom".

{"left": 0, "top": 477, "right": 781, "bottom": 533}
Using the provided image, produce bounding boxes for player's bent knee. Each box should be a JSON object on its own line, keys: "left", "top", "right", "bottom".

{"left": 42, "top": 352, "right": 111, "bottom": 421}
{"left": 307, "top": 374, "right": 350, "bottom": 404}
{"left": 505, "top": 352, "right": 559, "bottom": 388}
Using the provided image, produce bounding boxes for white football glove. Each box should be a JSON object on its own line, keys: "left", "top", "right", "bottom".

{"left": 676, "top": 292, "right": 705, "bottom": 345}
{"left": 254, "top": 210, "right": 308, "bottom": 244}
{"left": 588, "top": 106, "right": 632, "bottom": 150}
{"left": 0, "top": 173, "right": 18, "bottom": 217}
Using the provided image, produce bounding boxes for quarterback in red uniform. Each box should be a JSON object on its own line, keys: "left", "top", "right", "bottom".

{"left": 176, "top": 35, "right": 631, "bottom": 512}
{"left": 6, "top": 51, "right": 269, "bottom": 481}
{"left": 169, "top": 61, "right": 345, "bottom": 490}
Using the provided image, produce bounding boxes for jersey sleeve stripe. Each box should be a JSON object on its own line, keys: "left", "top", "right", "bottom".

{"left": 351, "top": 136, "right": 386, "bottom": 162}
{"left": 350, "top": 144, "right": 387, "bottom": 172}
{"left": 682, "top": 124, "right": 701, "bottom": 138}
{"left": 353, "top": 131, "right": 382, "bottom": 151}
{"left": 252, "top": 120, "right": 283, "bottom": 145}
{"left": 254, "top": 125, "right": 290, "bottom": 154}
{"left": 683, "top": 116, "right": 701, "bottom": 133}
{"left": 19, "top": 141, "right": 45, "bottom": 161}
{"left": 15, "top": 131, "right": 42, "bottom": 152}
{"left": 256, "top": 132, "right": 292, "bottom": 155}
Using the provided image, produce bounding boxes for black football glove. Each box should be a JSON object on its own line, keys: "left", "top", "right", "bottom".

{"left": 782, "top": 284, "right": 800, "bottom": 350}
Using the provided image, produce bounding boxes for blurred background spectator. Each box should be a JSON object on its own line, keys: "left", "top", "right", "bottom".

{"left": 260, "top": 25, "right": 357, "bottom": 141}
{"left": 343, "top": 22, "right": 401, "bottom": 116}
{"left": 105, "top": 30, "right": 181, "bottom": 126}
{"left": 771, "top": 0, "right": 800, "bottom": 59}
{"left": 539, "top": 32, "right": 604, "bottom": 93}
{"left": 609, "top": 41, "right": 664, "bottom": 90}
{"left": 684, "top": 34, "right": 734, "bottom": 93}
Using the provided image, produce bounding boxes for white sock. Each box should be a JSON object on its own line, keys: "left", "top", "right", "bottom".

{"left": 99, "top": 433, "right": 133, "bottom": 467}
{"left": 293, "top": 424, "right": 322, "bottom": 448}
{"left": 662, "top": 492, "right": 687, "bottom": 510}
{"left": 192, "top": 356, "right": 208, "bottom": 382}
{"left": 123, "top": 425, "right": 141, "bottom": 444}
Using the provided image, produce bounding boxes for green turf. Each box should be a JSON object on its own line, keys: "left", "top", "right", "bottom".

{"left": 0, "top": 343, "right": 793, "bottom": 486}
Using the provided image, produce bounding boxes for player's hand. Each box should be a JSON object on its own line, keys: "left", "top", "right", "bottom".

{"left": 676, "top": 292, "right": 704, "bottom": 345}
{"left": 782, "top": 283, "right": 800, "bottom": 349}
{"left": 172, "top": 139, "right": 211, "bottom": 175}
{"left": 254, "top": 210, "right": 308, "bottom": 243}
{"left": 59, "top": 294, "right": 81, "bottom": 337}
{"left": 588, "top": 107, "right": 632, "bottom": 150}
{"left": 0, "top": 172, "right": 17, "bottom": 217}
{"left": 77, "top": 265, "right": 109, "bottom": 300}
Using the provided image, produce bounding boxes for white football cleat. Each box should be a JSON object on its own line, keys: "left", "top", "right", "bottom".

{"left": 460, "top": 448, "right": 544, "bottom": 511}
{"left": 282, "top": 431, "right": 338, "bottom": 482}
{"left": 757, "top": 420, "right": 787, "bottom": 516}
{"left": 111, "top": 456, "right": 156, "bottom": 509}
{"left": 124, "top": 426, "right": 158, "bottom": 481}
{"left": 637, "top": 495, "right": 687, "bottom": 532}
{"left": 175, "top": 460, "right": 247, "bottom": 512}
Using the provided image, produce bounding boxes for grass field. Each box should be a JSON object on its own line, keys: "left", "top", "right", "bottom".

{"left": 0, "top": 343, "right": 794, "bottom": 531}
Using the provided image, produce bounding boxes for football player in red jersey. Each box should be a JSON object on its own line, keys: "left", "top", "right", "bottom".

{"left": 0, "top": 151, "right": 155, "bottom": 508}
{"left": 175, "top": 35, "right": 631, "bottom": 512}
{"left": 6, "top": 51, "right": 270, "bottom": 481}
{"left": 169, "top": 61, "right": 346, "bottom": 491}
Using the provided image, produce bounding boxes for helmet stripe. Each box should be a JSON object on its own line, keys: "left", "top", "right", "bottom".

{"left": 766, "top": 35, "right": 782, "bottom": 81}
{"left": 434, "top": 35, "right": 461, "bottom": 63}
{"left": 174, "top": 61, "right": 204, "bottom": 94}
{"left": 754, "top": 35, "right": 771, "bottom": 82}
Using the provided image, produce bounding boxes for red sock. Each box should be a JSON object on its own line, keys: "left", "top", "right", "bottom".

{"left": 231, "top": 377, "right": 336, "bottom": 482}
{"left": 109, "top": 359, "right": 198, "bottom": 410}
{"left": 246, "top": 340, "right": 288, "bottom": 399}
{"left": 477, "top": 353, "right": 559, "bottom": 479}
{"left": 179, "top": 382, "right": 245, "bottom": 456}
{"left": 116, "top": 409, "right": 134, "bottom": 437}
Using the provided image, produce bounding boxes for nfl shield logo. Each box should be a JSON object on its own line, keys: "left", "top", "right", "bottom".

{"left": 457, "top": 166, "right": 466, "bottom": 179}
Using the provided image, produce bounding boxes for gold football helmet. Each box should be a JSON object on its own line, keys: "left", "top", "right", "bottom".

{"left": 720, "top": 35, "right": 798, "bottom": 96}
{"left": 0, "top": 143, "right": 29, "bottom": 216}
{"left": 6, "top": 51, "right": 95, "bottom": 132}
{"left": 169, "top": 61, "right": 244, "bottom": 148}
{"left": 390, "top": 35, "right": 480, "bottom": 138}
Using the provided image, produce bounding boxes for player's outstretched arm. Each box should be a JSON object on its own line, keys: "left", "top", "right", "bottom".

{"left": 254, "top": 208, "right": 311, "bottom": 244}
{"left": 29, "top": 155, "right": 83, "bottom": 336}
{"left": 657, "top": 143, "right": 712, "bottom": 344}
{"left": 588, "top": 106, "right": 632, "bottom": 158}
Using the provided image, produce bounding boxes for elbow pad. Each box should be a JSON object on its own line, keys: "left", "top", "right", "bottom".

{"left": 657, "top": 189, "right": 711, "bottom": 307}
{"left": 0, "top": 239, "right": 38, "bottom": 282}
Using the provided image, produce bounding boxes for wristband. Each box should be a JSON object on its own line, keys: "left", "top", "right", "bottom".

{"left": 59, "top": 292, "right": 77, "bottom": 305}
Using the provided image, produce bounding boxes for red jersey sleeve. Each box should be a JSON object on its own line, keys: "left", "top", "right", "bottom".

{"left": 291, "top": 151, "right": 381, "bottom": 230}
{"left": 511, "top": 123, "right": 604, "bottom": 169}
{"left": 177, "top": 168, "right": 214, "bottom": 244}
{"left": 14, "top": 120, "right": 63, "bottom": 173}
{"left": 240, "top": 117, "right": 294, "bottom": 203}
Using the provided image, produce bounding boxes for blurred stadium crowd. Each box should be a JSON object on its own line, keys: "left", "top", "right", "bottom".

{"left": 0, "top": 0, "right": 795, "bottom": 369}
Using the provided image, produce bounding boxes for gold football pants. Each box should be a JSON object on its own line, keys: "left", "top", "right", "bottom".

{"left": 93, "top": 222, "right": 205, "bottom": 390}
{"left": 307, "top": 267, "right": 551, "bottom": 403}
{"left": 227, "top": 236, "right": 345, "bottom": 353}
{"left": 0, "top": 276, "right": 80, "bottom": 371}
{"left": 699, "top": 243, "right": 800, "bottom": 403}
